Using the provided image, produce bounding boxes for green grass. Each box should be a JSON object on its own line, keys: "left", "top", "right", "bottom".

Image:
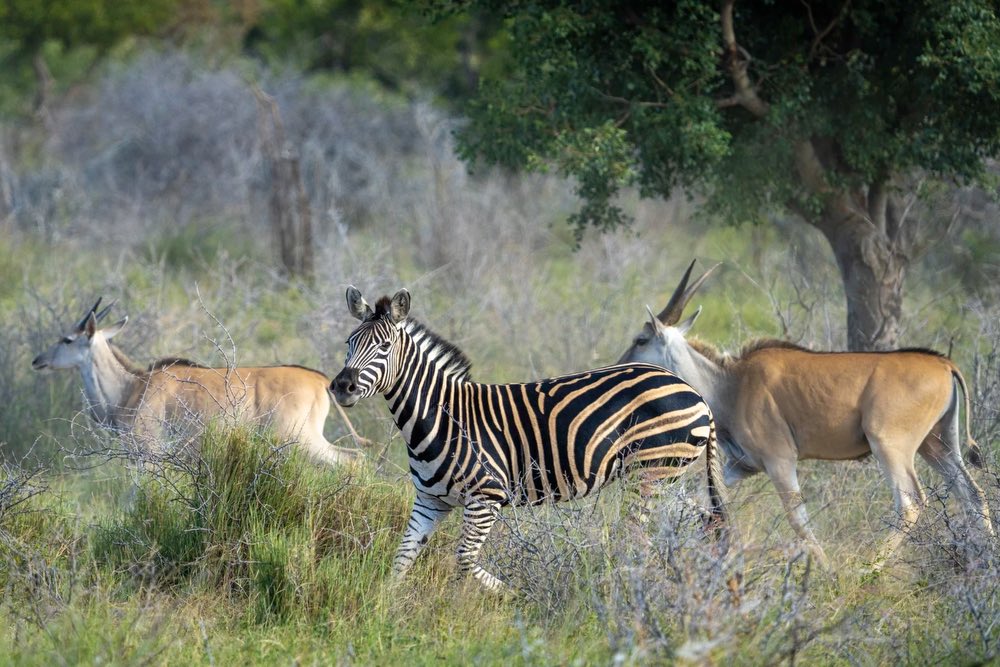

{"left": 1, "top": 168, "right": 998, "bottom": 664}
{"left": 3, "top": 421, "right": 999, "bottom": 664}
{"left": 0, "top": 425, "right": 620, "bottom": 664}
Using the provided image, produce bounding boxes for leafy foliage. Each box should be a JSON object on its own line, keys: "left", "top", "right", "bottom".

{"left": 245, "top": 0, "right": 508, "bottom": 101}
{"left": 0, "top": 0, "right": 179, "bottom": 118}
{"left": 454, "top": 0, "right": 1000, "bottom": 232}
{"left": 0, "top": 0, "right": 176, "bottom": 53}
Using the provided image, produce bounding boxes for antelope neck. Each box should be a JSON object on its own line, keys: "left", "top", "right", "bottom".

{"left": 79, "top": 337, "right": 137, "bottom": 427}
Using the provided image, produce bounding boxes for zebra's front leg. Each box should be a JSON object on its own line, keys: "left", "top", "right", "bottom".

{"left": 457, "top": 501, "right": 504, "bottom": 591}
{"left": 393, "top": 492, "right": 453, "bottom": 579}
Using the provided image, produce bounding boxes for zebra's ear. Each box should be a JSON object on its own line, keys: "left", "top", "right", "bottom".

{"left": 346, "top": 286, "right": 373, "bottom": 321}
{"left": 389, "top": 289, "right": 410, "bottom": 324}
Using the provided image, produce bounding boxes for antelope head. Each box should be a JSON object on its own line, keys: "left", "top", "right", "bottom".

{"left": 31, "top": 298, "right": 128, "bottom": 371}
{"left": 618, "top": 260, "right": 719, "bottom": 371}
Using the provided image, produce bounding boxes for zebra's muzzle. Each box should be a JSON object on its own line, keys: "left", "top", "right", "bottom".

{"left": 331, "top": 367, "right": 362, "bottom": 407}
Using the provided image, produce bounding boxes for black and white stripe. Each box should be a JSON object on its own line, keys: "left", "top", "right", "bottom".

{"left": 332, "top": 287, "right": 727, "bottom": 590}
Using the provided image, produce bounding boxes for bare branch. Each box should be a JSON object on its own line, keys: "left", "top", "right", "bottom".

{"left": 808, "top": 1, "right": 853, "bottom": 62}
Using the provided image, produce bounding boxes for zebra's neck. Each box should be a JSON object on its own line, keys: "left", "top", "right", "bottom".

{"left": 385, "top": 320, "right": 473, "bottom": 456}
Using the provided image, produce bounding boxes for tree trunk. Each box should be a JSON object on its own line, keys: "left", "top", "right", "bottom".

{"left": 819, "top": 212, "right": 908, "bottom": 350}
{"left": 252, "top": 85, "right": 315, "bottom": 281}
{"left": 815, "top": 192, "right": 909, "bottom": 351}
{"left": 32, "top": 49, "right": 54, "bottom": 130}
{"left": 791, "top": 141, "right": 913, "bottom": 351}
{"left": 268, "top": 149, "right": 314, "bottom": 280}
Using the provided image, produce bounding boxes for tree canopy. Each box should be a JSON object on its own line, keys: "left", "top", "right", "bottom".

{"left": 0, "top": 0, "right": 177, "bottom": 58}
{"left": 0, "top": 0, "right": 177, "bottom": 119}
{"left": 244, "top": 0, "right": 506, "bottom": 101}
{"left": 451, "top": 0, "right": 1000, "bottom": 349}
{"left": 458, "top": 0, "right": 1000, "bottom": 230}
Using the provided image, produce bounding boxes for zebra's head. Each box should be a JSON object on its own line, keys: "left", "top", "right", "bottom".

{"left": 331, "top": 286, "right": 411, "bottom": 407}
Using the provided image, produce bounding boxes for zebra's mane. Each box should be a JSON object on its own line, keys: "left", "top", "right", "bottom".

{"left": 403, "top": 319, "right": 473, "bottom": 381}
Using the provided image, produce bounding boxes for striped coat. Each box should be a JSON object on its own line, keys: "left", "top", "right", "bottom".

{"left": 332, "top": 287, "right": 726, "bottom": 590}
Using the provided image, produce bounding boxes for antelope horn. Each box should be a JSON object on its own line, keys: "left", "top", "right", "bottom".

{"left": 95, "top": 299, "right": 117, "bottom": 322}
{"left": 656, "top": 261, "right": 721, "bottom": 325}
{"left": 75, "top": 297, "right": 103, "bottom": 331}
{"left": 656, "top": 261, "right": 696, "bottom": 325}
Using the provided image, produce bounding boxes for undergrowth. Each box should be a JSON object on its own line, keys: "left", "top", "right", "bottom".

{"left": 3, "top": 421, "right": 999, "bottom": 664}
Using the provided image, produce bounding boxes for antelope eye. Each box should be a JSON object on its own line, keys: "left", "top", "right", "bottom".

{"left": 634, "top": 336, "right": 649, "bottom": 346}
{"left": 62, "top": 337, "right": 74, "bottom": 344}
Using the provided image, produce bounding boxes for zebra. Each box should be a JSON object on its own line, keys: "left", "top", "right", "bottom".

{"left": 331, "top": 286, "right": 727, "bottom": 590}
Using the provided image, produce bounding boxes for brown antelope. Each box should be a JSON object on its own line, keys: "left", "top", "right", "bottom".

{"left": 32, "top": 298, "right": 361, "bottom": 466}
{"left": 619, "top": 261, "right": 994, "bottom": 569}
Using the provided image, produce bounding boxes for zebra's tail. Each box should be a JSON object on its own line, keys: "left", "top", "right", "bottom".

{"left": 704, "top": 417, "right": 730, "bottom": 546}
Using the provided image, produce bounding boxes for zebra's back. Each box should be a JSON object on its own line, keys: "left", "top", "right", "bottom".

{"left": 415, "top": 364, "right": 713, "bottom": 505}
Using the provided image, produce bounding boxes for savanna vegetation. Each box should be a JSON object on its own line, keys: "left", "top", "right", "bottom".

{"left": 2, "top": 2, "right": 1000, "bottom": 665}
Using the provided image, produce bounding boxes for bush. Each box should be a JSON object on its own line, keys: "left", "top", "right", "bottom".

{"left": 92, "top": 422, "right": 411, "bottom": 624}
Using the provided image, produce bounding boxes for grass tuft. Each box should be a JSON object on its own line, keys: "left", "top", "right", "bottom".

{"left": 91, "top": 422, "right": 412, "bottom": 628}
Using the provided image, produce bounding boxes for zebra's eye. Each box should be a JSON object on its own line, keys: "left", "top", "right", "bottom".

{"left": 379, "top": 341, "right": 391, "bottom": 351}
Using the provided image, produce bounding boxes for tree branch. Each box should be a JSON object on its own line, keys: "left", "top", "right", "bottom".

{"left": 886, "top": 186, "right": 921, "bottom": 255}
{"left": 593, "top": 89, "right": 672, "bottom": 110}
{"left": 793, "top": 139, "right": 832, "bottom": 197}
{"left": 791, "top": 139, "right": 875, "bottom": 236}
{"left": 868, "top": 179, "right": 888, "bottom": 234}
{"left": 804, "top": 0, "right": 852, "bottom": 62}
{"left": 721, "top": 0, "right": 770, "bottom": 118}
{"left": 715, "top": 95, "right": 742, "bottom": 109}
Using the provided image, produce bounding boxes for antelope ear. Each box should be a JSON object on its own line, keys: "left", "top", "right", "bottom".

{"left": 676, "top": 306, "right": 702, "bottom": 335}
{"left": 103, "top": 316, "right": 128, "bottom": 339}
{"left": 389, "top": 289, "right": 410, "bottom": 324}
{"left": 84, "top": 312, "right": 98, "bottom": 338}
{"left": 645, "top": 305, "right": 667, "bottom": 337}
{"left": 346, "top": 286, "right": 373, "bottom": 321}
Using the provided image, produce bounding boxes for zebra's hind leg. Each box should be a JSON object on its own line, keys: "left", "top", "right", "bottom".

{"left": 457, "top": 501, "right": 504, "bottom": 591}
{"left": 393, "top": 492, "right": 453, "bottom": 580}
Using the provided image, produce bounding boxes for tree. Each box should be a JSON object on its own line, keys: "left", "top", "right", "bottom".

{"left": 450, "top": 0, "right": 1000, "bottom": 350}
{"left": 245, "top": 0, "right": 506, "bottom": 102}
{"left": 0, "top": 0, "right": 177, "bottom": 122}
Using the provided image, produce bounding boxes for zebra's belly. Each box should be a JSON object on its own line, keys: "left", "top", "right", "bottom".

{"left": 510, "top": 434, "right": 706, "bottom": 505}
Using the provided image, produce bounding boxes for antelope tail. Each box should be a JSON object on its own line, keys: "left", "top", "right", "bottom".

{"left": 953, "top": 370, "right": 984, "bottom": 469}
